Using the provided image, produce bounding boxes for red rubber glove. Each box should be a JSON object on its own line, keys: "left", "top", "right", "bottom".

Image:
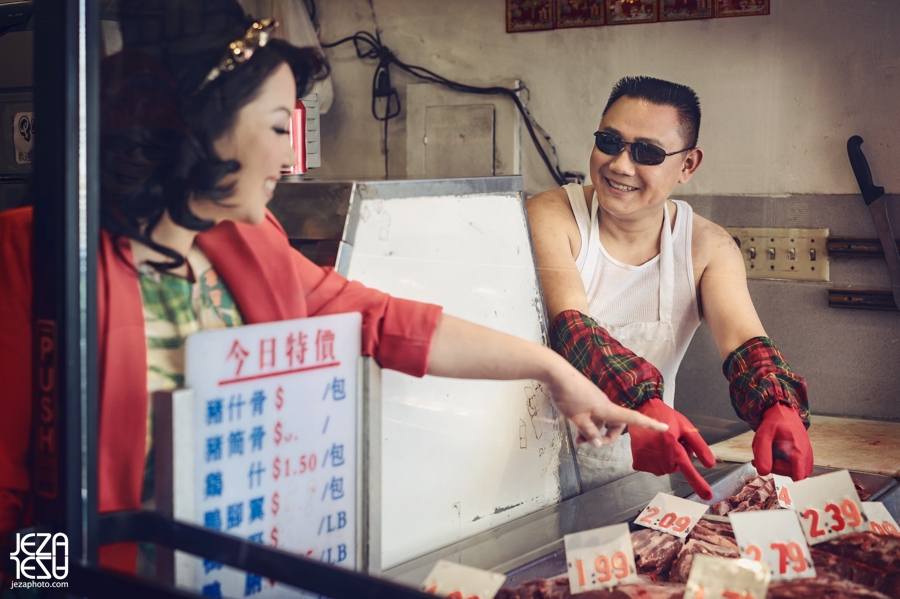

{"left": 629, "top": 399, "right": 717, "bottom": 500}
{"left": 752, "top": 403, "right": 814, "bottom": 481}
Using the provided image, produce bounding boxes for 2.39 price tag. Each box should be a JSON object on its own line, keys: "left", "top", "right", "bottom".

{"left": 634, "top": 492, "right": 708, "bottom": 539}
{"left": 563, "top": 523, "right": 639, "bottom": 594}
{"left": 420, "top": 561, "right": 506, "bottom": 599}
{"left": 862, "top": 502, "right": 900, "bottom": 537}
{"left": 729, "top": 510, "right": 815, "bottom": 582}
{"left": 789, "top": 470, "right": 868, "bottom": 545}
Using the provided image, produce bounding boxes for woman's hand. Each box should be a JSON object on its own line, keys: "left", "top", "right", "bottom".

{"left": 427, "top": 315, "right": 668, "bottom": 446}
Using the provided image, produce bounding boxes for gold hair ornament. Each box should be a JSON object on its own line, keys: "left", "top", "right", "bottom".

{"left": 195, "top": 19, "right": 279, "bottom": 93}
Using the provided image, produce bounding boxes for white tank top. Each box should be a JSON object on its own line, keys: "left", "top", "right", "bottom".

{"left": 563, "top": 183, "right": 701, "bottom": 405}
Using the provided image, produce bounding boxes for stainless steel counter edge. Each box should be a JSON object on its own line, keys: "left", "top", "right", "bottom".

{"left": 381, "top": 462, "right": 742, "bottom": 586}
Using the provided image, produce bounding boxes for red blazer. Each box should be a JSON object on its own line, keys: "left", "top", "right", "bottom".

{"left": 0, "top": 206, "right": 441, "bottom": 572}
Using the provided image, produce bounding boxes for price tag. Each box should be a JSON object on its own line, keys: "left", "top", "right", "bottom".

{"left": 420, "top": 560, "right": 506, "bottom": 599}
{"left": 634, "top": 492, "right": 709, "bottom": 539}
{"left": 771, "top": 474, "right": 794, "bottom": 510}
{"left": 789, "top": 470, "right": 868, "bottom": 545}
{"left": 728, "top": 510, "right": 815, "bottom": 582}
{"left": 563, "top": 523, "right": 639, "bottom": 594}
{"left": 862, "top": 502, "right": 900, "bottom": 537}
{"left": 683, "top": 554, "right": 771, "bottom": 599}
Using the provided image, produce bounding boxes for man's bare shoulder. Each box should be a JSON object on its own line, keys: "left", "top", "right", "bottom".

{"left": 527, "top": 186, "right": 589, "bottom": 259}
{"left": 691, "top": 211, "right": 743, "bottom": 271}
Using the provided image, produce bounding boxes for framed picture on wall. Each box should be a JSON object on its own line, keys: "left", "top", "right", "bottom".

{"left": 714, "top": 0, "right": 769, "bottom": 18}
{"left": 507, "top": 0, "right": 555, "bottom": 32}
{"left": 557, "top": 0, "right": 605, "bottom": 28}
{"left": 660, "top": 0, "right": 712, "bottom": 21}
{"left": 606, "top": 0, "right": 658, "bottom": 25}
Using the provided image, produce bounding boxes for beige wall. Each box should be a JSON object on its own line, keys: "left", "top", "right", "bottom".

{"left": 316, "top": 0, "right": 900, "bottom": 197}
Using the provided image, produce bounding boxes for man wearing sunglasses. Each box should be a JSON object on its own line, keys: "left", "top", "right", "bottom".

{"left": 528, "top": 76, "right": 813, "bottom": 500}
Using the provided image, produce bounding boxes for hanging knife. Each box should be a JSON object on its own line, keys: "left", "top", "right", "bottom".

{"left": 847, "top": 135, "right": 900, "bottom": 310}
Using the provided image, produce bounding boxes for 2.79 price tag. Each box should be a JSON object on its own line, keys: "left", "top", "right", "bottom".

{"left": 862, "top": 502, "right": 900, "bottom": 537}
{"left": 789, "top": 470, "right": 868, "bottom": 545}
{"left": 729, "top": 510, "right": 815, "bottom": 582}
{"left": 634, "top": 492, "right": 708, "bottom": 539}
{"left": 563, "top": 523, "right": 639, "bottom": 594}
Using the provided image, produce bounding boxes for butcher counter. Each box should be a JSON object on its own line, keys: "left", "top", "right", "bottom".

{"left": 382, "top": 460, "right": 900, "bottom": 590}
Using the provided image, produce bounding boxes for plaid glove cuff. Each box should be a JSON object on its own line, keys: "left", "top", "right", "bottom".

{"left": 550, "top": 309, "right": 664, "bottom": 409}
{"left": 723, "top": 336, "right": 810, "bottom": 431}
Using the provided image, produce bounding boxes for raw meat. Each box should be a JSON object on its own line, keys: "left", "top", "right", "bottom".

{"left": 767, "top": 573, "right": 892, "bottom": 598}
{"left": 630, "top": 529, "right": 683, "bottom": 581}
{"left": 816, "top": 532, "right": 900, "bottom": 573}
{"left": 668, "top": 538, "right": 740, "bottom": 583}
{"left": 685, "top": 519, "right": 738, "bottom": 553}
{"left": 496, "top": 575, "right": 684, "bottom": 599}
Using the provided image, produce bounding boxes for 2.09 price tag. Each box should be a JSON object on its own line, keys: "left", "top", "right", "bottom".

{"left": 420, "top": 560, "right": 506, "bottom": 599}
{"left": 563, "top": 523, "right": 639, "bottom": 594}
{"left": 789, "top": 470, "right": 868, "bottom": 545}
{"left": 683, "top": 554, "right": 771, "bottom": 599}
{"left": 728, "top": 510, "right": 815, "bottom": 582}
{"left": 771, "top": 474, "right": 794, "bottom": 510}
{"left": 862, "top": 502, "right": 900, "bottom": 537}
{"left": 634, "top": 492, "right": 708, "bottom": 539}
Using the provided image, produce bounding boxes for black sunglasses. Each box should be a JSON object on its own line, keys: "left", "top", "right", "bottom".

{"left": 594, "top": 131, "right": 694, "bottom": 166}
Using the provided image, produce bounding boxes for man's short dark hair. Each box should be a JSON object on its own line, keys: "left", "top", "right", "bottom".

{"left": 602, "top": 76, "right": 701, "bottom": 148}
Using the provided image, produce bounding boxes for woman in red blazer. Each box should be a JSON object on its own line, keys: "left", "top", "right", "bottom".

{"left": 0, "top": 8, "right": 664, "bottom": 575}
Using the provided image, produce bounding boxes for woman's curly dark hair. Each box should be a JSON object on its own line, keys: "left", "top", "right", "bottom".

{"left": 100, "top": 38, "right": 327, "bottom": 270}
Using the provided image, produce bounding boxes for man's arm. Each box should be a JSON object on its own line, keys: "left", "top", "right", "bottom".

{"left": 695, "top": 218, "right": 813, "bottom": 481}
{"left": 694, "top": 218, "right": 767, "bottom": 359}
{"left": 526, "top": 188, "right": 591, "bottom": 319}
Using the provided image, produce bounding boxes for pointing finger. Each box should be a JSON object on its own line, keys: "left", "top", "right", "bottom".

{"left": 681, "top": 428, "right": 716, "bottom": 469}
{"left": 674, "top": 445, "right": 713, "bottom": 501}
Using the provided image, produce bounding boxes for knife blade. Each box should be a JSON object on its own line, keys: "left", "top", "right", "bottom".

{"left": 847, "top": 135, "right": 900, "bottom": 310}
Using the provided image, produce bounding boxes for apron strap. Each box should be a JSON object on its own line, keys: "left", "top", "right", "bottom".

{"left": 658, "top": 202, "right": 675, "bottom": 324}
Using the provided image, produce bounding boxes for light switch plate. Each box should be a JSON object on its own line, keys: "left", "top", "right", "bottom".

{"left": 726, "top": 228, "right": 829, "bottom": 282}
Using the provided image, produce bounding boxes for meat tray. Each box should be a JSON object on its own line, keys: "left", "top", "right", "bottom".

{"left": 685, "top": 462, "right": 898, "bottom": 506}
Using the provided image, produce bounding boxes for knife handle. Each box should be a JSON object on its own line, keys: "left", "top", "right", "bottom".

{"left": 847, "top": 135, "right": 885, "bottom": 206}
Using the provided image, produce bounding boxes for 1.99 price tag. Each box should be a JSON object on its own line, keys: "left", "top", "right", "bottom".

{"left": 862, "top": 502, "right": 900, "bottom": 537}
{"left": 563, "top": 523, "right": 639, "bottom": 594}
{"left": 634, "top": 492, "right": 708, "bottom": 539}
{"left": 789, "top": 470, "right": 868, "bottom": 545}
{"left": 771, "top": 474, "right": 794, "bottom": 510}
{"left": 684, "top": 554, "right": 771, "bottom": 599}
{"left": 420, "top": 560, "right": 506, "bottom": 599}
{"left": 729, "top": 510, "right": 815, "bottom": 582}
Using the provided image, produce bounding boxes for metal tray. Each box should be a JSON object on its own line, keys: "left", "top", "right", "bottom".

{"left": 685, "top": 462, "right": 898, "bottom": 506}
{"left": 878, "top": 484, "right": 900, "bottom": 522}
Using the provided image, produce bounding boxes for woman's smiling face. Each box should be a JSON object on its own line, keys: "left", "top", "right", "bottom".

{"left": 192, "top": 61, "right": 297, "bottom": 226}
{"left": 590, "top": 96, "right": 701, "bottom": 220}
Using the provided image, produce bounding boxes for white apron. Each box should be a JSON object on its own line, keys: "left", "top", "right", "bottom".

{"left": 571, "top": 193, "right": 678, "bottom": 491}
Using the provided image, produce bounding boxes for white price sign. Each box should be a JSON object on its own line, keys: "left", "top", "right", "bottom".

{"left": 771, "top": 474, "right": 794, "bottom": 510}
{"left": 862, "top": 502, "right": 900, "bottom": 537}
{"left": 635, "top": 492, "right": 709, "bottom": 539}
{"left": 683, "top": 554, "right": 770, "bottom": 599}
{"left": 420, "top": 561, "right": 506, "bottom": 599}
{"left": 728, "top": 510, "right": 815, "bottom": 582}
{"left": 789, "top": 470, "right": 868, "bottom": 545}
{"left": 184, "top": 313, "right": 362, "bottom": 598}
{"left": 564, "top": 523, "right": 639, "bottom": 594}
